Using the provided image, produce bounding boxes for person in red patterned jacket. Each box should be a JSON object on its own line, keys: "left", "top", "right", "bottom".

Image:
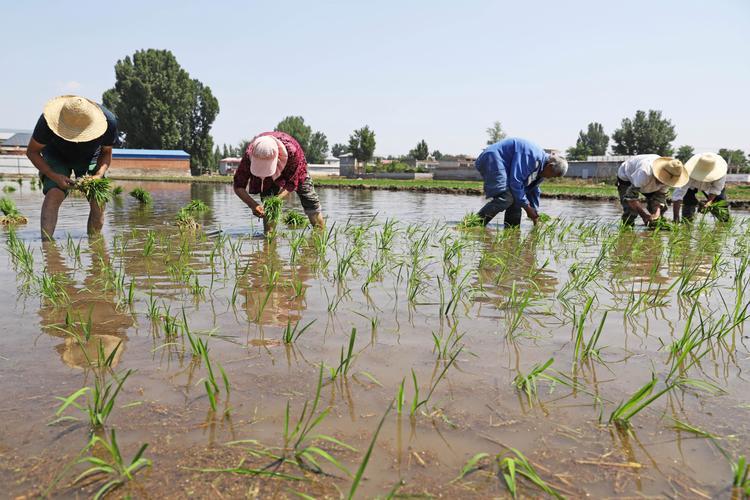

{"left": 233, "top": 131, "right": 324, "bottom": 232}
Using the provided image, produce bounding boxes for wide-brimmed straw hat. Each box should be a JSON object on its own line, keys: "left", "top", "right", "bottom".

{"left": 685, "top": 153, "right": 728, "bottom": 183}
{"left": 43, "top": 95, "right": 107, "bottom": 143}
{"left": 652, "top": 157, "right": 689, "bottom": 187}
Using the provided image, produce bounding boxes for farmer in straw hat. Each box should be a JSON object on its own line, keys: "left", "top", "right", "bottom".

{"left": 672, "top": 153, "right": 729, "bottom": 222}
{"left": 474, "top": 137, "right": 568, "bottom": 227}
{"left": 233, "top": 131, "right": 325, "bottom": 233}
{"left": 26, "top": 95, "right": 118, "bottom": 240}
{"left": 616, "top": 154, "right": 689, "bottom": 226}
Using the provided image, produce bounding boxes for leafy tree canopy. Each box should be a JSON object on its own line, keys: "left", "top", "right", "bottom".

{"left": 611, "top": 110, "right": 676, "bottom": 156}
{"left": 348, "top": 126, "right": 376, "bottom": 164}
{"left": 486, "top": 121, "right": 506, "bottom": 145}
{"left": 566, "top": 122, "right": 609, "bottom": 160}
{"left": 408, "top": 139, "right": 430, "bottom": 160}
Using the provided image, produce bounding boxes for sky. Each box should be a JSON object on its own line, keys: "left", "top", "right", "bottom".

{"left": 2, "top": 0, "right": 749, "bottom": 157}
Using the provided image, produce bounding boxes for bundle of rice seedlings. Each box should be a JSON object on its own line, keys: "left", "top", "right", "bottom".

{"left": 458, "top": 212, "right": 484, "bottom": 228}
{"left": 0, "top": 197, "right": 28, "bottom": 225}
{"left": 183, "top": 200, "right": 209, "bottom": 213}
{"left": 283, "top": 209, "right": 307, "bottom": 228}
{"left": 2, "top": 185, "right": 16, "bottom": 193}
{"left": 537, "top": 213, "right": 552, "bottom": 223}
{"left": 175, "top": 208, "right": 200, "bottom": 231}
{"left": 75, "top": 176, "right": 112, "bottom": 205}
{"left": 263, "top": 196, "right": 283, "bottom": 226}
{"left": 129, "top": 187, "right": 152, "bottom": 204}
{"left": 648, "top": 217, "right": 675, "bottom": 231}
{"left": 703, "top": 199, "right": 730, "bottom": 221}
{"left": 112, "top": 185, "right": 124, "bottom": 196}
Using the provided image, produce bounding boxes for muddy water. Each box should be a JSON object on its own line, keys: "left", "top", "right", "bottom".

{"left": 1, "top": 179, "right": 749, "bottom": 499}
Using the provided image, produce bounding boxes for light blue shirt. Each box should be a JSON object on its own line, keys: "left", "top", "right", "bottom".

{"left": 475, "top": 137, "right": 549, "bottom": 207}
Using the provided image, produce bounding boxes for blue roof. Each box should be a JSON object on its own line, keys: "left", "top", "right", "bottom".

{"left": 113, "top": 148, "right": 190, "bottom": 159}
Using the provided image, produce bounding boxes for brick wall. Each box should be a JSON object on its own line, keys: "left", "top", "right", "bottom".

{"left": 109, "top": 158, "right": 191, "bottom": 177}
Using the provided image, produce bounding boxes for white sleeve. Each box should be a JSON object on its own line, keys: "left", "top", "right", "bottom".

{"left": 708, "top": 176, "right": 726, "bottom": 196}
{"left": 672, "top": 184, "right": 687, "bottom": 201}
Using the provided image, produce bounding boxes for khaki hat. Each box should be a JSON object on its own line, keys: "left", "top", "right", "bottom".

{"left": 685, "top": 152, "right": 728, "bottom": 182}
{"left": 43, "top": 95, "right": 107, "bottom": 143}
{"left": 652, "top": 157, "right": 689, "bottom": 187}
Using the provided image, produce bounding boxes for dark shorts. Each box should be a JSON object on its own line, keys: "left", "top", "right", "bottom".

{"left": 40, "top": 156, "right": 96, "bottom": 196}
{"left": 260, "top": 176, "right": 322, "bottom": 214}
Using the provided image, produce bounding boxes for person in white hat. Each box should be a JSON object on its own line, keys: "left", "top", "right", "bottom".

{"left": 26, "top": 95, "right": 118, "bottom": 240}
{"left": 672, "top": 153, "right": 729, "bottom": 222}
{"left": 233, "top": 131, "right": 324, "bottom": 232}
{"left": 616, "top": 154, "right": 689, "bottom": 226}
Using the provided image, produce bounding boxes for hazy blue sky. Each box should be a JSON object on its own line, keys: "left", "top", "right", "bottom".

{"left": 2, "top": 0, "right": 748, "bottom": 157}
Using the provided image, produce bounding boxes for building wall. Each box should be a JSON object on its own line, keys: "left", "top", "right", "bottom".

{"left": 433, "top": 168, "right": 482, "bottom": 181}
{"left": 566, "top": 161, "right": 621, "bottom": 179}
{"left": 109, "top": 158, "right": 191, "bottom": 177}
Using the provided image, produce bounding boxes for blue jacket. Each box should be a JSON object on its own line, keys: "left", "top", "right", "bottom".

{"left": 475, "top": 138, "right": 549, "bottom": 208}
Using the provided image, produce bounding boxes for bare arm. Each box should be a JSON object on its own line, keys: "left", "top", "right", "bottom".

{"left": 92, "top": 146, "right": 112, "bottom": 178}
{"left": 26, "top": 138, "right": 74, "bottom": 189}
{"left": 627, "top": 199, "right": 657, "bottom": 224}
{"left": 233, "top": 186, "right": 264, "bottom": 217}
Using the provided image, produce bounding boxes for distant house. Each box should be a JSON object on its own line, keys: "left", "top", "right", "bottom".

{"left": 218, "top": 157, "right": 241, "bottom": 175}
{"left": 109, "top": 149, "right": 191, "bottom": 177}
{"left": 324, "top": 156, "right": 340, "bottom": 167}
{"left": 566, "top": 155, "right": 629, "bottom": 179}
{"left": 0, "top": 130, "right": 32, "bottom": 155}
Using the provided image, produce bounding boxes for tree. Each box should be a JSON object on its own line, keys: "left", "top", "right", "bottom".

{"left": 432, "top": 150, "right": 443, "bottom": 160}
{"left": 103, "top": 49, "right": 219, "bottom": 173}
{"left": 306, "top": 131, "right": 328, "bottom": 164}
{"left": 408, "top": 139, "right": 430, "bottom": 160}
{"left": 274, "top": 116, "right": 328, "bottom": 163}
{"left": 486, "top": 121, "right": 506, "bottom": 145}
{"left": 331, "top": 143, "right": 348, "bottom": 158}
{"left": 718, "top": 148, "right": 748, "bottom": 173}
{"left": 566, "top": 122, "right": 609, "bottom": 160}
{"left": 611, "top": 110, "right": 676, "bottom": 156}
{"left": 348, "top": 126, "right": 376, "bottom": 164}
{"left": 675, "top": 145, "right": 695, "bottom": 163}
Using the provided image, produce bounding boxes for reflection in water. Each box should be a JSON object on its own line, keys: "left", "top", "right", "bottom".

{"left": 39, "top": 238, "right": 133, "bottom": 369}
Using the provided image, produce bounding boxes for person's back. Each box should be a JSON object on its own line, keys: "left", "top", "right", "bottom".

{"left": 476, "top": 138, "right": 547, "bottom": 198}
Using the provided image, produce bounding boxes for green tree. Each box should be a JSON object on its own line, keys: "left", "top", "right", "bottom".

{"left": 432, "top": 150, "right": 443, "bottom": 160}
{"left": 566, "top": 122, "right": 609, "bottom": 160}
{"left": 331, "top": 143, "right": 348, "bottom": 158}
{"left": 348, "top": 126, "right": 376, "bottom": 164}
{"left": 274, "top": 116, "right": 328, "bottom": 163}
{"left": 408, "top": 139, "right": 430, "bottom": 160}
{"left": 611, "top": 110, "right": 676, "bottom": 156}
{"left": 306, "top": 131, "right": 328, "bottom": 164}
{"left": 486, "top": 121, "right": 506, "bottom": 145}
{"left": 675, "top": 145, "right": 695, "bottom": 163}
{"left": 102, "top": 49, "right": 219, "bottom": 173}
{"left": 718, "top": 148, "right": 748, "bottom": 173}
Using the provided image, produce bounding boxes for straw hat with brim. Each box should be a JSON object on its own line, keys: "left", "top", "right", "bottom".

{"left": 685, "top": 153, "right": 728, "bottom": 183}
{"left": 652, "top": 157, "right": 689, "bottom": 187}
{"left": 43, "top": 95, "right": 107, "bottom": 143}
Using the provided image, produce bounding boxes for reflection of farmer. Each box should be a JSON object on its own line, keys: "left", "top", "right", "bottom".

{"left": 26, "top": 96, "right": 118, "bottom": 240}
{"left": 474, "top": 138, "right": 568, "bottom": 227}
{"left": 242, "top": 240, "right": 311, "bottom": 328}
{"left": 40, "top": 239, "right": 132, "bottom": 369}
{"left": 673, "top": 153, "right": 729, "bottom": 223}
{"left": 616, "top": 155, "right": 688, "bottom": 226}
{"left": 233, "top": 132, "right": 324, "bottom": 232}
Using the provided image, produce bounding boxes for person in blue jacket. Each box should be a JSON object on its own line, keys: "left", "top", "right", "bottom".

{"left": 474, "top": 137, "right": 568, "bottom": 227}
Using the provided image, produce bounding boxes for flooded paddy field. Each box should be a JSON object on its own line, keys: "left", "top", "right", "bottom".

{"left": 1, "top": 179, "right": 749, "bottom": 498}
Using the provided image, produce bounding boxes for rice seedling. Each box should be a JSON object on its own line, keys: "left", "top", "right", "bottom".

{"left": 2, "top": 185, "right": 16, "bottom": 193}
{"left": 410, "top": 347, "right": 462, "bottom": 417}
{"left": 572, "top": 296, "right": 608, "bottom": 364}
{"left": 283, "top": 209, "right": 308, "bottom": 228}
{"left": 497, "top": 447, "right": 564, "bottom": 499}
{"left": 0, "top": 197, "right": 28, "bottom": 225}
{"left": 277, "top": 317, "right": 315, "bottom": 343}
{"left": 458, "top": 212, "right": 484, "bottom": 228}
{"left": 608, "top": 374, "right": 674, "bottom": 430}
{"left": 112, "top": 185, "right": 123, "bottom": 196}
{"left": 129, "top": 187, "right": 152, "bottom": 204}
{"left": 38, "top": 270, "right": 70, "bottom": 306}
{"left": 537, "top": 213, "right": 552, "bottom": 223}
{"left": 52, "top": 368, "right": 134, "bottom": 428}
{"left": 75, "top": 176, "right": 112, "bottom": 205}
{"left": 513, "top": 358, "right": 555, "bottom": 402}
{"left": 183, "top": 199, "right": 210, "bottom": 213}
{"left": 331, "top": 328, "right": 358, "bottom": 379}
{"left": 263, "top": 196, "right": 283, "bottom": 236}
{"left": 347, "top": 400, "right": 394, "bottom": 499}
{"left": 732, "top": 456, "right": 750, "bottom": 496}
{"left": 74, "top": 429, "right": 151, "bottom": 499}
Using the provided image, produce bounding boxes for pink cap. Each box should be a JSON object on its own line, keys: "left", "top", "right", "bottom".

{"left": 250, "top": 136, "right": 279, "bottom": 178}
